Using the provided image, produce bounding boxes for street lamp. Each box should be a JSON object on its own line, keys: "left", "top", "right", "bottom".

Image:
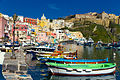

{"left": 11, "top": 14, "right": 18, "bottom": 59}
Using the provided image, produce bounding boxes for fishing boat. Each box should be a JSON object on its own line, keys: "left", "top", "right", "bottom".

{"left": 44, "top": 58, "right": 108, "bottom": 64}
{"left": 26, "top": 44, "right": 77, "bottom": 60}
{"left": 77, "top": 37, "right": 87, "bottom": 45}
{"left": 31, "top": 46, "right": 56, "bottom": 52}
{"left": 4, "top": 42, "right": 20, "bottom": 48}
{"left": 104, "top": 43, "right": 113, "bottom": 49}
{"left": 31, "top": 43, "right": 57, "bottom": 52}
{"left": 46, "top": 62, "right": 116, "bottom": 76}
{"left": 0, "top": 43, "right": 20, "bottom": 52}
{"left": 36, "top": 50, "right": 77, "bottom": 58}
{"left": 87, "top": 37, "right": 94, "bottom": 46}
{"left": 26, "top": 49, "right": 77, "bottom": 61}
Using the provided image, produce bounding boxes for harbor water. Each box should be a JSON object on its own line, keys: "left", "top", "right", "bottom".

{"left": 26, "top": 44, "right": 120, "bottom": 80}
{"left": 0, "top": 65, "right": 5, "bottom": 80}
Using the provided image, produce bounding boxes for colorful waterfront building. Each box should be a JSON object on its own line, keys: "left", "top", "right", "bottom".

{"left": 53, "top": 29, "right": 68, "bottom": 42}
{"left": 10, "top": 21, "right": 29, "bottom": 42}
{"left": 69, "top": 32, "right": 83, "bottom": 39}
{"left": 0, "top": 13, "right": 8, "bottom": 42}
{"left": 24, "top": 17, "right": 37, "bottom": 25}
{"left": 46, "top": 32, "right": 57, "bottom": 43}
{"left": 37, "top": 14, "right": 50, "bottom": 31}
{"left": 37, "top": 32, "right": 48, "bottom": 43}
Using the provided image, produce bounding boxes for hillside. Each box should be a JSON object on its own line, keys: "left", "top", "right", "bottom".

{"left": 62, "top": 21, "right": 120, "bottom": 43}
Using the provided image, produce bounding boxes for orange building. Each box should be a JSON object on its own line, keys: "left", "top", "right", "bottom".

{"left": 23, "top": 17, "right": 37, "bottom": 25}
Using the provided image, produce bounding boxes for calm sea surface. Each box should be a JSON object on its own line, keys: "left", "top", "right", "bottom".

{"left": 27, "top": 44, "right": 120, "bottom": 80}
{"left": 0, "top": 65, "right": 5, "bottom": 80}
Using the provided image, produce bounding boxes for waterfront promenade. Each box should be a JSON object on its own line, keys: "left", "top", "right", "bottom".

{"left": 2, "top": 47, "right": 33, "bottom": 80}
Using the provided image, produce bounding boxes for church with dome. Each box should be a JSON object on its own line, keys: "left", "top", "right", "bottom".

{"left": 37, "top": 14, "right": 50, "bottom": 31}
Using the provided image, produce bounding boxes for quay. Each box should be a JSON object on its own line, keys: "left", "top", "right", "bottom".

{"left": 2, "top": 46, "right": 33, "bottom": 80}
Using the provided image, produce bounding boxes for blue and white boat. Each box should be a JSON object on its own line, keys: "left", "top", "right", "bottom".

{"left": 4, "top": 42, "right": 20, "bottom": 50}
{"left": 83, "top": 37, "right": 94, "bottom": 46}
{"left": 39, "top": 57, "right": 108, "bottom": 64}
{"left": 76, "top": 37, "right": 87, "bottom": 45}
{"left": 30, "top": 43, "right": 56, "bottom": 52}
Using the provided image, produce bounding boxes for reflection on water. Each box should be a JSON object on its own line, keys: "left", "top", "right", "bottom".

{"left": 27, "top": 44, "right": 120, "bottom": 80}
{"left": 50, "top": 75, "right": 116, "bottom": 80}
{"left": 27, "top": 64, "right": 51, "bottom": 80}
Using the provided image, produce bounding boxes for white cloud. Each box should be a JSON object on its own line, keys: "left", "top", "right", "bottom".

{"left": 48, "top": 4, "right": 60, "bottom": 10}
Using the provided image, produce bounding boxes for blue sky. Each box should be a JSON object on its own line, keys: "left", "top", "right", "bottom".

{"left": 0, "top": 0, "right": 120, "bottom": 19}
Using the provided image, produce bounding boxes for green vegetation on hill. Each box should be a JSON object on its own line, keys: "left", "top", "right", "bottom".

{"left": 62, "top": 21, "right": 120, "bottom": 43}
{"left": 69, "top": 23, "right": 114, "bottom": 43}
{"left": 109, "top": 22, "right": 120, "bottom": 39}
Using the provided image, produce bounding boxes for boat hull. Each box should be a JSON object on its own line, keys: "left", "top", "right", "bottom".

{"left": 49, "top": 61, "right": 107, "bottom": 64}
{"left": 48, "top": 67, "right": 116, "bottom": 76}
{"left": 31, "top": 47, "right": 55, "bottom": 52}
{"left": 47, "top": 58, "right": 108, "bottom": 64}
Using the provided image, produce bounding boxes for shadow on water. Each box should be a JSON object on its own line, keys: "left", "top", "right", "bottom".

{"left": 27, "top": 63, "right": 51, "bottom": 80}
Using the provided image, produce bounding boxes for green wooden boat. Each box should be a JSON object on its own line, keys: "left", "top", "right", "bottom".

{"left": 46, "top": 62, "right": 116, "bottom": 76}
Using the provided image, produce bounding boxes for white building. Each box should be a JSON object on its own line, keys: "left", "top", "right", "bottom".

{"left": 54, "top": 29, "right": 66, "bottom": 41}
{"left": 50, "top": 19, "right": 65, "bottom": 30}
{"left": 17, "top": 16, "right": 24, "bottom": 22}
{"left": 2, "top": 14, "right": 9, "bottom": 20}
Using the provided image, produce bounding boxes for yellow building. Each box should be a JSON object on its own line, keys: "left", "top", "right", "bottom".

{"left": 37, "top": 14, "right": 50, "bottom": 31}
{"left": 0, "top": 13, "right": 3, "bottom": 17}
{"left": 70, "top": 32, "right": 83, "bottom": 39}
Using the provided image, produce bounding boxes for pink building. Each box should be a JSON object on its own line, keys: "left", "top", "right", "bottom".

{"left": 51, "top": 33, "right": 57, "bottom": 39}
{"left": 11, "top": 22, "right": 28, "bottom": 41}
{"left": 0, "top": 17, "right": 7, "bottom": 42}
{"left": 37, "top": 32, "right": 48, "bottom": 43}
{"left": 33, "top": 32, "right": 57, "bottom": 43}
{"left": 12, "top": 24, "right": 28, "bottom": 32}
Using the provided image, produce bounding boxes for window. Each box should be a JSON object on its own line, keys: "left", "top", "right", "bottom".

{"left": 15, "top": 27, "right": 19, "bottom": 29}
